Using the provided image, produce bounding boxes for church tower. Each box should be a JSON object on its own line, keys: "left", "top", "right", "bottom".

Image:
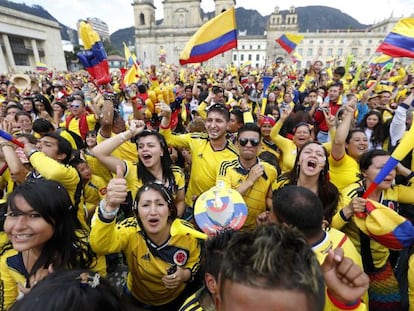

{"left": 266, "top": 5, "right": 299, "bottom": 63}
{"left": 132, "top": 0, "right": 156, "bottom": 29}
{"left": 214, "top": 0, "right": 236, "bottom": 16}
{"left": 162, "top": 0, "right": 202, "bottom": 28}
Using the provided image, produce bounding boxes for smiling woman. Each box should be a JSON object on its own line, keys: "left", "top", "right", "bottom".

{"left": 0, "top": 179, "right": 106, "bottom": 310}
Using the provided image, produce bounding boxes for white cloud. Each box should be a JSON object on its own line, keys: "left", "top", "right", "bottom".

{"left": 15, "top": 0, "right": 413, "bottom": 32}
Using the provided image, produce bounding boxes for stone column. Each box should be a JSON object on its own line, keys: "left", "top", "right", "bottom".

{"left": 2, "top": 34, "right": 15, "bottom": 70}
{"left": 31, "top": 39, "right": 40, "bottom": 63}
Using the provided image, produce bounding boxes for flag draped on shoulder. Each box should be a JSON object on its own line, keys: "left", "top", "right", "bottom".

{"left": 275, "top": 33, "right": 304, "bottom": 54}
{"left": 377, "top": 18, "right": 414, "bottom": 58}
{"left": 179, "top": 7, "right": 237, "bottom": 65}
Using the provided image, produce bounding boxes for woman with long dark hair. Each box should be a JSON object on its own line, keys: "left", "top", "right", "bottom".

{"left": 0, "top": 179, "right": 105, "bottom": 310}
{"left": 272, "top": 141, "right": 339, "bottom": 226}
{"left": 357, "top": 110, "right": 386, "bottom": 150}
{"left": 90, "top": 180, "right": 202, "bottom": 311}
{"left": 93, "top": 120, "right": 185, "bottom": 217}
{"left": 333, "top": 149, "right": 414, "bottom": 310}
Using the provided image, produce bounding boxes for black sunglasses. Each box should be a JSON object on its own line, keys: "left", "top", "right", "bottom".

{"left": 239, "top": 137, "right": 260, "bottom": 147}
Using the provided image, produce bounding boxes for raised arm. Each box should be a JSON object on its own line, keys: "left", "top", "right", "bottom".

{"left": 93, "top": 120, "right": 145, "bottom": 173}
{"left": 98, "top": 98, "right": 115, "bottom": 138}
{"left": 330, "top": 99, "right": 356, "bottom": 161}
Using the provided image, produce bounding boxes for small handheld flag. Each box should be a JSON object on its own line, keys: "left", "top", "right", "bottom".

{"left": 275, "top": 33, "right": 304, "bottom": 54}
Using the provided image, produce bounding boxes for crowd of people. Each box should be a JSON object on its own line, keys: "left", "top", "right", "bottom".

{"left": 0, "top": 58, "right": 413, "bottom": 310}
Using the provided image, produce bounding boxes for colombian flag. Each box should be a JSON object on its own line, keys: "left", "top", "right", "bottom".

{"left": 275, "top": 33, "right": 304, "bottom": 54}
{"left": 179, "top": 7, "right": 237, "bottom": 65}
{"left": 123, "top": 42, "right": 137, "bottom": 67}
{"left": 36, "top": 62, "right": 48, "bottom": 71}
{"left": 377, "top": 18, "right": 414, "bottom": 58}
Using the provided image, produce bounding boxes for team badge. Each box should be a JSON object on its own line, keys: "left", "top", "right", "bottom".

{"left": 173, "top": 250, "right": 188, "bottom": 266}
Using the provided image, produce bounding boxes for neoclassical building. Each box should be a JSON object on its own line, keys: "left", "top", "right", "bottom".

{"left": 0, "top": 5, "right": 66, "bottom": 73}
{"left": 132, "top": 1, "right": 407, "bottom": 69}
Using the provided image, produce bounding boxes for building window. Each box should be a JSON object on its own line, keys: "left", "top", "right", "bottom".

{"left": 250, "top": 45, "right": 252, "bottom": 49}
{"left": 241, "top": 54, "right": 244, "bottom": 61}
{"left": 256, "top": 54, "right": 260, "bottom": 61}
{"left": 337, "top": 48, "right": 343, "bottom": 56}
{"left": 307, "top": 48, "right": 313, "bottom": 56}
{"left": 298, "top": 48, "right": 303, "bottom": 55}
{"left": 330, "top": 40, "right": 334, "bottom": 44}
{"left": 9, "top": 36, "right": 29, "bottom": 66}
{"left": 319, "top": 40, "right": 324, "bottom": 44}
{"left": 233, "top": 54, "right": 237, "bottom": 61}
{"left": 139, "top": 13, "right": 145, "bottom": 25}
{"left": 309, "top": 40, "right": 313, "bottom": 44}
{"left": 365, "top": 48, "right": 371, "bottom": 56}
{"left": 242, "top": 45, "right": 245, "bottom": 50}
{"left": 368, "top": 40, "right": 372, "bottom": 44}
{"left": 248, "top": 54, "right": 252, "bottom": 61}
{"left": 351, "top": 48, "right": 358, "bottom": 56}
{"left": 339, "top": 40, "right": 344, "bottom": 43}
{"left": 327, "top": 48, "right": 333, "bottom": 56}
{"left": 258, "top": 45, "right": 261, "bottom": 49}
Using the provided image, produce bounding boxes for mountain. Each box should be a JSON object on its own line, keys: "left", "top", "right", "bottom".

{"left": 294, "top": 6, "right": 368, "bottom": 32}
{"left": 1, "top": 1, "right": 368, "bottom": 53}
{"left": 111, "top": 6, "right": 368, "bottom": 52}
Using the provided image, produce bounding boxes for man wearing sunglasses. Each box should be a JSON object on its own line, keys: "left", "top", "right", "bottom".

{"left": 217, "top": 123, "right": 277, "bottom": 230}
{"left": 62, "top": 95, "right": 100, "bottom": 141}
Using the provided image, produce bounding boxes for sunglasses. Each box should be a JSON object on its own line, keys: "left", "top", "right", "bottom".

{"left": 70, "top": 103, "right": 81, "bottom": 108}
{"left": 239, "top": 137, "right": 260, "bottom": 147}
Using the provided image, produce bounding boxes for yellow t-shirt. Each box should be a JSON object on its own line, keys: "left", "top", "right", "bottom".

{"left": 83, "top": 174, "right": 107, "bottom": 217}
{"left": 159, "top": 129, "right": 239, "bottom": 207}
{"left": 217, "top": 159, "right": 277, "bottom": 229}
{"left": 124, "top": 161, "right": 185, "bottom": 203}
{"left": 90, "top": 216, "right": 202, "bottom": 306}
{"left": 97, "top": 131, "right": 138, "bottom": 164}
{"left": 328, "top": 153, "right": 360, "bottom": 192}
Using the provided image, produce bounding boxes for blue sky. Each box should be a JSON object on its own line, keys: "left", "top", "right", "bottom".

{"left": 16, "top": 0, "right": 411, "bottom": 33}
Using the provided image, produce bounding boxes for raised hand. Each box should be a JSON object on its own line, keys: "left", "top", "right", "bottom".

{"left": 321, "top": 247, "right": 369, "bottom": 305}
{"left": 105, "top": 165, "right": 128, "bottom": 212}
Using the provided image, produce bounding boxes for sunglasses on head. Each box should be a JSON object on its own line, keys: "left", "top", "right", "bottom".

{"left": 239, "top": 137, "right": 260, "bottom": 147}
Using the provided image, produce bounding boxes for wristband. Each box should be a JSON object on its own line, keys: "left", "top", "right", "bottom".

{"left": 98, "top": 199, "right": 119, "bottom": 218}
{"left": 327, "top": 290, "right": 361, "bottom": 310}
{"left": 27, "top": 148, "right": 39, "bottom": 159}
{"left": 339, "top": 209, "right": 352, "bottom": 222}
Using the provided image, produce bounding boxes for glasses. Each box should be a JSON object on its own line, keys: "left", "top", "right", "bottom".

{"left": 207, "top": 103, "right": 227, "bottom": 111}
{"left": 239, "top": 137, "right": 260, "bottom": 147}
{"left": 70, "top": 103, "right": 81, "bottom": 108}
